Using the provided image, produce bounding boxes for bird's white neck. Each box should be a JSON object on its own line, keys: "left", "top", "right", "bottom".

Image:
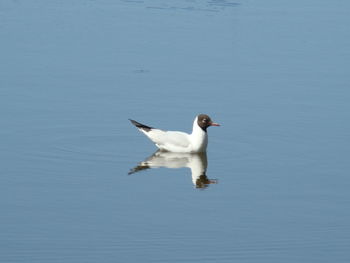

{"left": 190, "top": 117, "right": 208, "bottom": 152}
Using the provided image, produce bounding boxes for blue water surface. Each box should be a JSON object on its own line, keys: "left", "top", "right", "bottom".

{"left": 1, "top": 0, "right": 350, "bottom": 262}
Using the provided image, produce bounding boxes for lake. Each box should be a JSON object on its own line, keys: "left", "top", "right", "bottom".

{"left": 1, "top": 0, "right": 350, "bottom": 262}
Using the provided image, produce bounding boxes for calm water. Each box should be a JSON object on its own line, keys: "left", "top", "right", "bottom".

{"left": 1, "top": 0, "right": 350, "bottom": 262}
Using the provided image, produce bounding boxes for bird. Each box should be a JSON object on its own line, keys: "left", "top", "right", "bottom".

{"left": 129, "top": 114, "right": 220, "bottom": 153}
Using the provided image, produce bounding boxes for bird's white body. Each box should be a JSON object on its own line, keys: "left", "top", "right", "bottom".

{"left": 130, "top": 114, "right": 219, "bottom": 153}
{"left": 139, "top": 117, "right": 208, "bottom": 153}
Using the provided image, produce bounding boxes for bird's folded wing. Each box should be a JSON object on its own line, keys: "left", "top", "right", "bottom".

{"left": 144, "top": 129, "right": 191, "bottom": 148}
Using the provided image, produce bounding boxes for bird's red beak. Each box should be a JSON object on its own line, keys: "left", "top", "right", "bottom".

{"left": 210, "top": 122, "right": 220, "bottom": 127}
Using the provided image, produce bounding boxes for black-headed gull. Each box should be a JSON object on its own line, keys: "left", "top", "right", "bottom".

{"left": 129, "top": 114, "right": 220, "bottom": 153}
{"left": 128, "top": 151, "right": 218, "bottom": 188}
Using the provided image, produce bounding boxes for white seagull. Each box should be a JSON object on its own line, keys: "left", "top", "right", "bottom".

{"left": 129, "top": 114, "right": 220, "bottom": 153}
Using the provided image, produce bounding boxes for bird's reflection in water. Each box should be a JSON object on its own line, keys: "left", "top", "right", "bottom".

{"left": 129, "top": 151, "right": 218, "bottom": 189}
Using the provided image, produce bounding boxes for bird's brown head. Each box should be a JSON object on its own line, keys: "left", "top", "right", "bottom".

{"left": 197, "top": 114, "right": 220, "bottom": 132}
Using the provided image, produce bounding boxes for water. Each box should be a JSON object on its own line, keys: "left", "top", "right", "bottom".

{"left": 1, "top": 0, "right": 350, "bottom": 262}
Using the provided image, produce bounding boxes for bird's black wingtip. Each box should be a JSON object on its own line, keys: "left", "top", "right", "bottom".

{"left": 129, "top": 119, "right": 153, "bottom": 132}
